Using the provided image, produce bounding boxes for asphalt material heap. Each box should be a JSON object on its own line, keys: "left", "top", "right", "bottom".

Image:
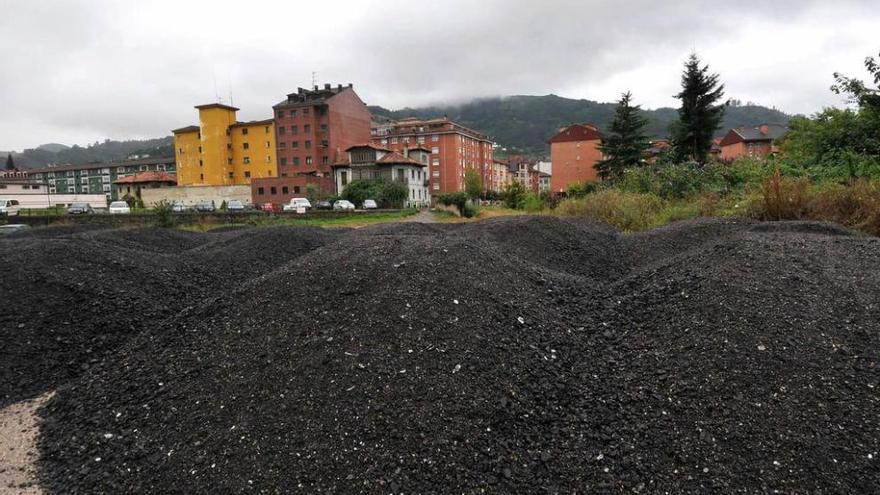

{"left": 2, "top": 217, "right": 877, "bottom": 492}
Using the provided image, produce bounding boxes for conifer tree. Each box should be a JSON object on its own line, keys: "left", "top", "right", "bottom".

{"left": 671, "top": 54, "right": 727, "bottom": 163}
{"left": 596, "top": 91, "right": 649, "bottom": 181}
{"left": 5, "top": 153, "right": 13, "bottom": 170}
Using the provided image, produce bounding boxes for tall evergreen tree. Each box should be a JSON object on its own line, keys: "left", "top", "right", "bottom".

{"left": 5, "top": 153, "right": 14, "bottom": 171}
{"left": 596, "top": 91, "right": 649, "bottom": 181}
{"left": 671, "top": 54, "right": 727, "bottom": 163}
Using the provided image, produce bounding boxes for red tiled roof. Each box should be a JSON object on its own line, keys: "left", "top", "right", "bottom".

{"left": 377, "top": 151, "right": 425, "bottom": 166}
{"left": 114, "top": 171, "right": 177, "bottom": 185}
{"left": 548, "top": 123, "right": 601, "bottom": 144}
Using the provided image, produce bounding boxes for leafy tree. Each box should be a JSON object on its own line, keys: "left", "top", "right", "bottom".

{"left": 832, "top": 51, "right": 880, "bottom": 112}
{"left": 671, "top": 54, "right": 727, "bottom": 164}
{"left": 5, "top": 153, "right": 13, "bottom": 170}
{"left": 500, "top": 180, "right": 527, "bottom": 209}
{"left": 379, "top": 181, "right": 408, "bottom": 209}
{"left": 305, "top": 183, "right": 320, "bottom": 205}
{"left": 341, "top": 180, "right": 381, "bottom": 207}
{"left": 596, "top": 91, "right": 649, "bottom": 181}
{"left": 464, "top": 170, "right": 483, "bottom": 199}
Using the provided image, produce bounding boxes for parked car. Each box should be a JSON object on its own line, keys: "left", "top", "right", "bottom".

{"left": 259, "top": 202, "right": 279, "bottom": 212}
{"left": 171, "top": 200, "right": 187, "bottom": 213}
{"left": 227, "top": 200, "right": 245, "bottom": 212}
{"left": 0, "top": 224, "right": 29, "bottom": 235}
{"left": 108, "top": 201, "right": 131, "bottom": 214}
{"left": 333, "top": 199, "right": 355, "bottom": 211}
{"left": 362, "top": 199, "right": 378, "bottom": 210}
{"left": 283, "top": 198, "right": 312, "bottom": 211}
{"left": 67, "top": 203, "right": 94, "bottom": 215}
{"left": 315, "top": 200, "right": 333, "bottom": 210}
{"left": 195, "top": 200, "right": 215, "bottom": 212}
{"left": 0, "top": 199, "right": 21, "bottom": 216}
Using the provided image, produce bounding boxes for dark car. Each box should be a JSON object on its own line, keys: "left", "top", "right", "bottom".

{"left": 315, "top": 200, "right": 333, "bottom": 210}
{"left": 195, "top": 200, "right": 216, "bottom": 212}
{"left": 67, "top": 203, "right": 94, "bottom": 215}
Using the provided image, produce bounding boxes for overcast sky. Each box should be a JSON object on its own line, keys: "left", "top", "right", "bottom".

{"left": 1, "top": 0, "right": 877, "bottom": 151}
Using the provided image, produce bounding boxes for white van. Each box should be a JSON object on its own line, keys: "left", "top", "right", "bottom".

{"left": 0, "top": 199, "right": 21, "bottom": 216}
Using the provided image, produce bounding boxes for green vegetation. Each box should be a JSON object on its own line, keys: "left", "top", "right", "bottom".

{"left": 464, "top": 170, "right": 483, "bottom": 200}
{"left": 9, "top": 137, "right": 173, "bottom": 169}
{"left": 436, "top": 191, "right": 477, "bottom": 217}
{"left": 670, "top": 53, "right": 727, "bottom": 163}
{"left": 340, "top": 179, "right": 409, "bottom": 208}
{"left": 305, "top": 183, "right": 320, "bottom": 205}
{"left": 5, "top": 153, "right": 13, "bottom": 170}
{"left": 596, "top": 91, "right": 649, "bottom": 181}
{"left": 181, "top": 210, "right": 419, "bottom": 232}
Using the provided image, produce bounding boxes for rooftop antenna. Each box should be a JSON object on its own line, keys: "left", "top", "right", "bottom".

{"left": 212, "top": 70, "right": 221, "bottom": 104}
{"left": 312, "top": 71, "right": 318, "bottom": 87}
{"left": 227, "top": 70, "right": 234, "bottom": 107}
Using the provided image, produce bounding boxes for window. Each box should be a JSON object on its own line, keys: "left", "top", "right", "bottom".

{"left": 242, "top": 128, "right": 249, "bottom": 135}
{"left": 243, "top": 143, "right": 250, "bottom": 150}
{"left": 417, "top": 136, "right": 425, "bottom": 144}
{"left": 391, "top": 137, "right": 398, "bottom": 145}
{"left": 432, "top": 171, "right": 440, "bottom": 177}
{"left": 278, "top": 126, "right": 286, "bottom": 134}
{"left": 432, "top": 159, "right": 439, "bottom": 166}
{"left": 292, "top": 141, "right": 299, "bottom": 149}
{"left": 304, "top": 125, "right": 311, "bottom": 133}
{"left": 157, "top": 164, "right": 166, "bottom": 171}
{"left": 258, "top": 187, "right": 265, "bottom": 195}
{"left": 431, "top": 147, "right": 439, "bottom": 154}
{"left": 305, "top": 156, "right": 313, "bottom": 165}
{"left": 200, "top": 173, "right": 204, "bottom": 180}
{"left": 178, "top": 148, "right": 183, "bottom": 154}
{"left": 403, "top": 137, "right": 410, "bottom": 144}
{"left": 381, "top": 139, "right": 388, "bottom": 145}
{"left": 341, "top": 171, "right": 348, "bottom": 186}
{"left": 265, "top": 126, "right": 270, "bottom": 133}
{"left": 320, "top": 124, "right": 327, "bottom": 132}
{"left": 228, "top": 172, "right": 234, "bottom": 179}
{"left": 282, "top": 186, "right": 289, "bottom": 194}
{"left": 280, "top": 158, "right": 287, "bottom": 166}
{"left": 302, "top": 108, "right": 309, "bottom": 116}
{"left": 322, "top": 156, "right": 329, "bottom": 164}
{"left": 244, "top": 157, "right": 251, "bottom": 164}
{"left": 244, "top": 171, "right": 251, "bottom": 178}
{"left": 433, "top": 183, "right": 439, "bottom": 190}
{"left": 305, "top": 140, "right": 311, "bottom": 149}
{"left": 277, "top": 110, "right": 284, "bottom": 118}
{"left": 266, "top": 141, "right": 271, "bottom": 148}
{"left": 291, "top": 125, "right": 297, "bottom": 134}
{"left": 140, "top": 165, "right": 148, "bottom": 171}
{"left": 266, "top": 155, "right": 271, "bottom": 163}
{"left": 290, "top": 110, "right": 297, "bottom": 118}
{"left": 293, "top": 157, "right": 300, "bottom": 166}
{"left": 432, "top": 134, "right": 439, "bottom": 142}
{"left": 294, "top": 186, "right": 300, "bottom": 194}
{"left": 278, "top": 142, "right": 286, "bottom": 149}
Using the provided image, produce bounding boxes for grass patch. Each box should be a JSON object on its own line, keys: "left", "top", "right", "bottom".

{"left": 180, "top": 210, "right": 419, "bottom": 232}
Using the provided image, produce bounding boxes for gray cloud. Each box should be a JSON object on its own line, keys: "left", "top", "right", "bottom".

{"left": 1, "top": 0, "right": 877, "bottom": 150}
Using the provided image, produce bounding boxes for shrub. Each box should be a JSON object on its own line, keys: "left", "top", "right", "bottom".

{"left": 760, "top": 168, "right": 810, "bottom": 220}
{"left": 341, "top": 180, "right": 382, "bottom": 207}
{"left": 153, "top": 200, "right": 175, "bottom": 228}
{"left": 500, "top": 180, "right": 528, "bottom": 209}
{"left": 520, "top": 193, "right": 545, "bottom": 212}
{"left": 305, "top": 183, "right": 320, "bottom": 205}
{"left": 379, "top": 181, "right": 408, "bottom": 209}
{"left": 809, "top": 179, "right": 880, "bottom": 235}
{"left": 436, "top": 192, "right": 476, "bottom": 217}
{"left": 556, "top": 189, "right": 667, "bottom": 231}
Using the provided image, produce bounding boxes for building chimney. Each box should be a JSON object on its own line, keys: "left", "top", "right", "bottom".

{"left": 337, "top": 84, "right": 342, "bottom": 90}
{"left": 314, "top": 85, "right": 319, "bottom": 91}
{"left": 348, "top": 83, "right": 353, "bottom": 88}
{"left": 298, "top": 87, "right": 304, "bottom": 95}
{"left": 324, "top": 83, "right": 331, "bottom": 90}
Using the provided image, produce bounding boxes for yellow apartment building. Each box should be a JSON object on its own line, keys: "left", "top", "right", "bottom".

{"left": 173, "top": 103, "right": 277, "bottom": 186}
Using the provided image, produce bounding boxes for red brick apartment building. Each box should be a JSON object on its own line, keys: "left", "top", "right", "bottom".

{"left": 252, "top": 83, "right": 371, "bottom": 205}
{"left": 719, "top": 123, "right": 787, "bottom": 161}
{"left": 548, "top": 123, "right": 603, "bottom": 193}
{"left": 371, "top": 118, "right": 494, "bottom": 195}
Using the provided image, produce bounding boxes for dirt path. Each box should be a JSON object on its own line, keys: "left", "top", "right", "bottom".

{"left": 0, "top": 394, "right": 49, "bottom": 495}
{"left": 397, "top": 209, "right": 437, "bottom": 223}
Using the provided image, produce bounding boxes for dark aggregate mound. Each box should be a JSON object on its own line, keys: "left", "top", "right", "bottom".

{"left": 456, "top": 215, "right": 630, "bottom": 281}
{"left": 25, "top": 217, "right": 880, "bottom": 492}
{"left": 5, "top": 223, "right": 111, "bottom": 239}
{"left": 81, "top": 227, "right": 215, "bottom": 253}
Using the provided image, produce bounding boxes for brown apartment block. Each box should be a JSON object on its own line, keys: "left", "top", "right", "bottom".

{"left": 548, "top": 123, "right": 603, "bottom": 193}
{"left": 371, "top": 118, "right": 494, "bottom": 196}
{"left": 251, "top": 83, "right": 371, "bottom": 204}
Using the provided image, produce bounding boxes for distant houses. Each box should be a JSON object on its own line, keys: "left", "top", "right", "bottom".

{"left": 719, "top": 123, "right": 788, "bottom": 161}
{"left": 548, "top": 124, "right": 602, "bottom": 194}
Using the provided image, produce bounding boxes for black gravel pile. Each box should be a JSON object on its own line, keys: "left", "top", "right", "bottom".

{"left": 82, "top": 227, "right": 215, "bottom": 253}
{"left": 26, "top": 217, "right": 880, "bottom": 492}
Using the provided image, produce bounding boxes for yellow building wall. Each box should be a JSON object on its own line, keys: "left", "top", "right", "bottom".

{"left": 230, "top": 123, "right": 277, "bottom": 184}
{"left": 198, "top": 107, "right": 236, "bottom": 186}
{"left": 174, "top": 131, "right": 201, "bottom": 186}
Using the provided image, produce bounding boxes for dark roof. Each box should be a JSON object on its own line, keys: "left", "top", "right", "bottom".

{"left": 345, "top": 143, "right": 392, "bottom": 152}
{"left": 172, "top": 125, "right": 199, "bottom": 134}
{"left": 28, "top": 156, "right": 175, "bottom": 174}
{"left": 720, "top": 124, "right": 788, "bottom": 146}
{"left": 548, "top": 123, "right": 601, "bottom": 144}
{"left": 274, "top": 84, "right": 354, "bottom": 109}
{"left": 377, "top": 151, "right": 426, "bottom": 166}
{"left": 194, "top": 103, "right": 239, "bottom": 111}
{"left": 114, "top": 171, "right": 177, "bottom": 185}
{"left": 229, "top": 119, "right": 274, "bottom": 128}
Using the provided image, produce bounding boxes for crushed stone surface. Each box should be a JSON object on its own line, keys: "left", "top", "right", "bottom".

{"left": 1, "top": 217, "right": 878, "bottom": 493}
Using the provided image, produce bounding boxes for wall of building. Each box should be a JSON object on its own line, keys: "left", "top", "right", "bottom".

{"left": 230, "top": 123, "right": 277, "bottom": 184}
{"left": 174, "top": 130, "right": 201, "bottom": 185}
{"left": 141, "top": 185, "right": 251, "bottom": 208}
{"left": 549, "top": 139, "right": 602, "bottom": 193}
{"left": 29, "top": 158, "right": 176, "bottom": 201}
{"left": 0, "top": 184, "right": 107, "bottom": 208}
{"left": 251, "top": 176, "right": 335, "bottom": 206}
{"left": 199, "top": 106, "right": 237, "bottom": 186}
{"left": 720, "top": 141, "right": 771, "bottom": 161}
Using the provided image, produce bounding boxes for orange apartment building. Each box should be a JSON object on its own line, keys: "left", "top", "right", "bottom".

{"left": 488, "top": 159, "right": 510, "bottom": 192}
{"left": 719, "top": 123, "right": 787, "bottom": 161}
{"left": 548, "top": 123, "right": 603, "bottom": 193}
{"left": 371, "top": 118, "right": 494, "bottom": 196}
{"left": 252, "top": 83, "right": 371, "bottom": 205}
